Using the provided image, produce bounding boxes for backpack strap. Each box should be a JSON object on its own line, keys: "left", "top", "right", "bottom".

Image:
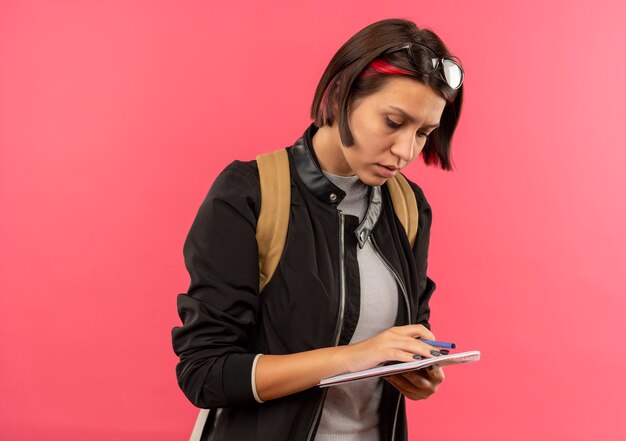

{"left": 255, "top": 148, "right": 420, "bottom": 293}
{"left": 385, "top": 173, "right": 419, "bottom": 249}
{"left": 255, "top": 149, "right": 291, "bottom": 293}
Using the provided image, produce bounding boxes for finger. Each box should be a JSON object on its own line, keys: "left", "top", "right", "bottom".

{"left": 384, "top": 374, "right": 412, "bottom": 391}
{"left": 390, "top": 327, "right": 441, "bottom": 357}
{"left": 416, "top": 365, "right": 445, "bottom": 383}
{"left": 431, "top": 366, "right": 445, "bottom": 382}
{"left": 403, "top": 371, "right": 441, "bottom": 397}
{"left": 386, "top": 346, "right": 437, "bottom": 364}
{"left": 385, "top": 374, "right": 422, "bottom": 396}
{"left": 387, "top": 347, "right": 435, "bottom": 364}
{"left": 385, "top": 374, "right": 434, "bottom": 400}
{"left": 402, "top": 370, "right": 438, "bottom": 387}
{"left": 393, "top": 337, "right": 441, "bottom": 360}
{"left": 381, "top": 329, "right": 444, "bottom": 363}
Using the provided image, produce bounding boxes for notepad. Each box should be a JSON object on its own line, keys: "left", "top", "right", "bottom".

{"left": 318, "top": 350, "right": 480, "bottom": 387}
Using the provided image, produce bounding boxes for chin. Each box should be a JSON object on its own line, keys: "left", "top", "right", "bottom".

{"left": 359, "top": 174, "right": 388, "bottom": 187}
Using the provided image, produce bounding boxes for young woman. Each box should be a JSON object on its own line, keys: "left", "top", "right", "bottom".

{"left": 172, "top": 17, "right": 464, "bottom": 441}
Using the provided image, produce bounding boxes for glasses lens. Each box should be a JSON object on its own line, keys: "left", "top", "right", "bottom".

{"left": 406, "top": 44, "right": 438, "bottom": 74}
{"left": 385, "top": 43, "right": 464, "bottom": 90}
{"left": 441, "top": 59, "right": 463, "bottom": 89}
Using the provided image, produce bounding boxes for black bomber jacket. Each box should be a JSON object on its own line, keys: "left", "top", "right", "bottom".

{"left": 171, "top": 122, "right": 437, "bottom": 441}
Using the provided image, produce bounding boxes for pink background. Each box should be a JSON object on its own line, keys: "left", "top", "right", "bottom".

{"left": 1, "top": 1, "right": 625, "bottom": 440}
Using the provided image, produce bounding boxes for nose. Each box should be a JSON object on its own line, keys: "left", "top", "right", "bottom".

{"left": 390, "top": 133, "right": 415, "bottom": 165}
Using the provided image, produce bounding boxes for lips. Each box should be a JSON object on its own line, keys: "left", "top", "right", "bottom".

{"left": 380, "top": 165, "right": 399, "bottom": 171}
{"left": 376, "top": 164, "right": 399, "bottom": 178}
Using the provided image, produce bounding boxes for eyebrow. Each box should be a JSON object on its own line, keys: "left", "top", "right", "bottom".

{"left": 387, "top": 105, "right": 440, "bottom": 129}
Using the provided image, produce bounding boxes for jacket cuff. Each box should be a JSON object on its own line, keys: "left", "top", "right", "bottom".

{"left": 251, "top": 353, "right": 264, "bottom": 403}
{"left": 222, "top": 353, "right": 263, "bottom": 405}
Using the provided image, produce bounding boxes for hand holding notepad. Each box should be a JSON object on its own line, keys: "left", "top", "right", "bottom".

{"left": 318, "top": 349, "right": 480, "bottom": 388}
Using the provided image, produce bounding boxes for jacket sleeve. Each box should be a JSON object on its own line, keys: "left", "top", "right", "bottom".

{"left": 171, "top": 160, "right": 262, "bottom": 409}
{"left": 407, "top": 181, "right": 437, "bottom": 331}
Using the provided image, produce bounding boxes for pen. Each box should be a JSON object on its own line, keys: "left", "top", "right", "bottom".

{"left": 417, "top": 339, "right": 456, "bottom": 349}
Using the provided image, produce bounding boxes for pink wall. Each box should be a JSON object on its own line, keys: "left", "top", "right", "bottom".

{"left": 1, "top": 1, "right": 625, "bottom": 440}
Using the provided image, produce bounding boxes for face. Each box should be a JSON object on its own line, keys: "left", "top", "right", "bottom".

{"left": 337, "top": 76, "right": 447, "bottom": 186}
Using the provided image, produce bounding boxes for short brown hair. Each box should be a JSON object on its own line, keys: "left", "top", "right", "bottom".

{"left": 310, "top": 18, "right": 464, "bottom": 171}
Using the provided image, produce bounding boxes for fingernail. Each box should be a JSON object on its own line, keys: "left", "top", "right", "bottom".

{"left": 413, "top": 354, "right": 423, "bottom": 360}
{"left": 440, "top": 349, "right": 449, "bottom": 355}
{"left": 430, "top": 350, "right": 441, "bottom": 356}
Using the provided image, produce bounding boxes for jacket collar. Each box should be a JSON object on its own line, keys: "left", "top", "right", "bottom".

{"left": 290, "top": 122, "right": 382, "bottom": 248}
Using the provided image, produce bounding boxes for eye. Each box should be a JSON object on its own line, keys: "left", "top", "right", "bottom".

{"left": 385, "top": 117, "right": 402, "bottom": 128}
{"left": 419, "top": 128, "right": 437, "bottom": 139}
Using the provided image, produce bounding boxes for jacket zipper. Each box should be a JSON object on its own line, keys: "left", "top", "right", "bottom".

{"left": 369, "top": 235, "right": 411, "bottom": 323}
{"left": 369, "top": 235, "right": 411, "bottom": 441}
{"left": 334, "top": 210, "right": 347, "bottom": 345}
{"left": 305, "top": 209, "right": 346, "bottom": 441}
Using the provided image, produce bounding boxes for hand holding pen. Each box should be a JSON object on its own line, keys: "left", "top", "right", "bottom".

{"left": 413, "top": 338, "right": 456, "bottom": 359}
{"left": 383, "top": 325, "right": 447, "bottom": 401}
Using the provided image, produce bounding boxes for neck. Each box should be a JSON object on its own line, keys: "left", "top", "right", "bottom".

{"left": 311, "top": 124, "right": 355, "bottom": 176}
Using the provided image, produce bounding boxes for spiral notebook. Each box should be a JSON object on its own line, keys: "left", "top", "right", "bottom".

{"left": 318, "top": 350, "right": 480, "bottom": 387}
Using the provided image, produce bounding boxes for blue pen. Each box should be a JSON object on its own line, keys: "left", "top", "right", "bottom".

{"left": 418, "top": 339, "right": 456, "bottom": 349}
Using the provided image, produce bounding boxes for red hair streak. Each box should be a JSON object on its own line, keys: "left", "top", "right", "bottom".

{"left": 359, "top": 59, "right": 413, "bottom": 79}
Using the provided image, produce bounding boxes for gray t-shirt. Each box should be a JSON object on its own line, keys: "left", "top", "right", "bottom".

{"left": 315, "top": 171, "right": 399, "bottom": 441}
